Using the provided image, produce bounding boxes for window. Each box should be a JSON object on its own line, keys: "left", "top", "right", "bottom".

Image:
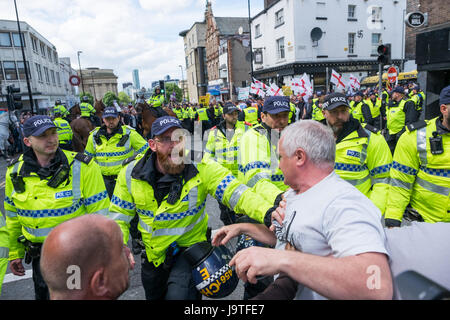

{"left": 348, "top": 5, "right": 356, "bottom": 18}
{"left": 276, "top": 37, "right": 285, "bottom": 60}
{"left": 0, "top": 63, "right": 3, "bottom": 81}
{"left": 48, "top": 48, "right": 53, "bottom": 62}
{"left": 54, "top": 51, "right": 58, "bottom": 64}
{"left": 35, "top": 63, "right": 43, "bottom": 81}
{"left": 3, "top": 61, "right": 18, "bottom": 80}
{"left": 31, "top": 36, "right": 38, "bottom": 52}
{"left": 348, "top": 33, "right": 355, "bottom": 54}
{"left": 40, "top": 42, "right": 46, "bottom": 57}
{"left": 17, "top": 61, "right": 31, "bottom": 80}
{"left": 255, "top": 24, "right": 261, "bottom": 38}
{"left": 275, "top": 9, "right": 284, "bottom": 27}
{"left": 56, "top": 72, "right": 61, "bottom": 86}
{"left": 12, "top": 33, "right": 25, "bottom": 47}
{"left": 371, "top": 33, "right": 382, "bottom": 54}
{"left": 0, "top": 33, "right": 12, "bottom": 47}
{"left": 43, "top": 66, "right": 50, "bottom": 84}
{"left": 50, "top": 70, "right": 56, "bottom": 85}
{"left": 372, "top": 6, "right": 382, "bottom": 22}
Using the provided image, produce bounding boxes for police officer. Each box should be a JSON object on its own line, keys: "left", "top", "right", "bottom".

{"left": 203, "top": 102, "right": 251, "bottom": 225}
{"left": 321, "top": 93, "right": 392, "bottom": 214}
{"left": 80, "top": 96, "right": 98, "bottom": 126}
{"left": 108, "top": 116, "right": 274, "bottom": 300}
{"left": 351, "top": 91, "right": 373, "bottom": 125}
{"left": 409, "top": 84, "right": 426, "bottom": 115}
{"left": 4, "top": 115, "right": 110, "bottom": 300}
{"left": 53, "top": 100, "right": 69, "bottom": 121}
{"left": 311, "top": 91, "right": 325, "bottom": 122}
{"left": 238, "top": 100, "right": 259, "bottom": 126}
{"left": 53, "top": 111, "right": 73, "bottom": 151}
{"left": 147, "top": 86, "right": 165, "bottom": 108}
{"left": 196, "top": 103, "right": 211, "bottom": 138}
{"left": 84, "top": 107, "right": 149, "bottom": 199}
{"left": 239, "top": 96, "right": 291, "bottom": 205}
{"left": 364, "top": 90, "right": 382, "bottom": 129}
{"left": 385, "top": 86, "right": 420, "bottom": 154}
{"left": 384, "top": 85, "right": 450, "bottom": 227}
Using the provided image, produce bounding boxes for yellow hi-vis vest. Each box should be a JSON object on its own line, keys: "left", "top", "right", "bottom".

{"left": 85, "top": 125, "right": 149, "bottom": 176}
{"left": 53, "top": 117, "right": 73, "bottom": 144}
{"left": 312, "top": 100, "right": 325, "bottom": 122}
{"left": 203, "top": 123, "right": 250, "bottom": 176}
{"left": 4, "top": 150, "right": 110, "bottom": 260}
{"left": 0, "top": 215, "right": 8, "bottom": 293}
{"left": 385, "top": 117, "right": 450, "bottom": 223}
{"left": 386, "top": 98, "right": 410, "bottom": 135}
{"left": 80, "top": 102, "right": 95, "bottom": 117}
{"left": 238, "top": 124, "right": 288, "bottom": 205}
{"left": 108, "top": 151, "right": 273, "bottom": 267}
{"left": 243, "top": 106, "right": 258, "bottom": 126}
{"left": 197, "top": 108, "right": 209, "bottom": 121}
{"left": 334, "top": 123, "right": 392, "bottom": 214}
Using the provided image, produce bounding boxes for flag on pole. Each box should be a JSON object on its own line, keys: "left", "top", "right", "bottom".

{"left": 267, "top": 83, "right": 283, "bottom": 96}
{"left": 250, "top": 83, "right": 266, "bottom": 97}
{"left": 348, "top": 74, "right": 360, "bottom": 90}
{"left": 330, "top": 69, "right": 346, "bottom": 90}
{"left": 253, "top": 77, "right": 268, "bottom": 90}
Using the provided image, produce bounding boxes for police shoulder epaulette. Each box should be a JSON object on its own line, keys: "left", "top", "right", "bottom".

{"left": 74, "top": 152, "right": 93, "bottom": 165}
{"left": 7, "top": 154, "right": 21, "bottom": 167}
{"left": 122, "top": 154, "right": 138, "bottom": 166}
{"left": 363, "top": 124, "right": 379, "bottom": 134}
{"left": 125, "top": 125, "right": 136, "bottom": 132}
{"left": 407, "top": 120, "right": 427, "bottom": 132}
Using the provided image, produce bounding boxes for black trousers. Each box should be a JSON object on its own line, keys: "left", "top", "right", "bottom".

{"left": 32, "top": 256, "right": 50, "bottom": 300}
{"left": 141, "top": 253, "right": 201, "bottom": 300}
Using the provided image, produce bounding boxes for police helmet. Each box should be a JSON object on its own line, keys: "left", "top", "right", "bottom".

{"left": 82, "top": 96, "right": 89, "bottom": 102}
{"left": 55, "top": 99, "right": 61, "bottom": 105}
{"left": 184, "top": 242, "right": 238, "bottom": 299}
{"left": 235, "top": 216, "right": 266, "bottom": 253}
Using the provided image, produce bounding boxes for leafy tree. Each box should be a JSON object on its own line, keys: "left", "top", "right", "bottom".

{"left": 79, "top": 92, "right": 94, "bottom": 105}
{"left": 118, "top": 91, "right": 131, "bottom": 104}
{"left": 103, "top": 91, "right": 119, "bottom": 107}
{"left": 164, "top": 83, "right": 183, "bottom": 103}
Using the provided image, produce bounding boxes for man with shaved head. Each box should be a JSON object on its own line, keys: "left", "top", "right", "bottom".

{"left": 40, "top": 215, "right": 134, "bottom": 300}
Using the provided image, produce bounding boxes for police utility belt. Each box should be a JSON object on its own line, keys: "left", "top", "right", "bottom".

{"left": 17, "top": 235, "right": 42, "bottom": 263}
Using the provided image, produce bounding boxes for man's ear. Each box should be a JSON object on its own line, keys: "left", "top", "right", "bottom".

{"left": 23, "top": 137, "right": 32, "bottom": 147}
{"left": 90, "top": 268, "right": 108, "bottom": 297}
{"left": 294, "top": 148, "right": 306, "bottom": 166}
{"left": 148, "top": 139, "right": 157, "bottom": 152}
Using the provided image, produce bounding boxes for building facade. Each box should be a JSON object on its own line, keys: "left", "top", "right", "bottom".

{"left": 179, "top": 21, "right": 207, "bottom": 103}
{"left": 79, "top": 67, "right": 118, "bottom": 101}
{"left": 205, "top": 1, "right": 251, "bottom": 102}
{"left": 251, "top": 0, "right": 406, "bottom": 91}
{"left": 132, "top": 69, "right": 140, "bottom": 90}
{"left": 0, "top": 19, "right": 74, "bottom": 112}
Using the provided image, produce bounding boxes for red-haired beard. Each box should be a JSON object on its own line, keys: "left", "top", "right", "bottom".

{"left": 156, "top": 147, "right": 185, "bottom": 175}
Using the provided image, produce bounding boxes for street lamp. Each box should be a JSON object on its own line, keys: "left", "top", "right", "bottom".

{"left": 178, "top": 65, "right": 185, "bottom": 101}
{"left": 77, "top": 51, "right": 85, "bottom": 94}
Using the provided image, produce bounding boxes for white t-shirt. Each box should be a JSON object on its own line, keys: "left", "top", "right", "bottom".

{"left": 275, "top": 171, "right": 389, "bottom": 300}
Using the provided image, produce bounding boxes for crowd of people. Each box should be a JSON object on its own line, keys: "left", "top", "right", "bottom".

{"left": 1, "top": 81, "right": 449, "bottom": 301}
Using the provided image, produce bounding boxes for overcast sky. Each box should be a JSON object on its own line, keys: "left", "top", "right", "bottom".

{"left": 0, "top": 0, "right": 264, "bottom": 90}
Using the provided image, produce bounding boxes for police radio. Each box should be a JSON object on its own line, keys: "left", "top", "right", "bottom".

{"left": 47, "top": 163, "right": 71, "bottom": 188}
{"left": 10, "top": 172, "right": 25, "bottom": 193}
{"left": 116, "top": 133, "right": 130, "bottom": 147}
{"left": 429, "top": 131, "right": 444, "bottom": 155}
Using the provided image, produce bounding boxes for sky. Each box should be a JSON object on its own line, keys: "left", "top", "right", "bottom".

{"left": 0, "top": 0, "right": 264, "bottom": 91}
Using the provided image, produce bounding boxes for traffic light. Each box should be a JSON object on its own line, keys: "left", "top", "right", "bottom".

{"left": 159, "top": 80, "right": 165, "bottom": 94}
{"left": 377, "top": 43, "right": 391, "bottom": 65}
{"left": 6, "top": 85, "right": 22, "bottom": 110}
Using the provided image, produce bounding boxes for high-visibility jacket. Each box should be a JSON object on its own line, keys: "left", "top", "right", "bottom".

{"left": 147, "top": 94, "right": 165, "bottom": 107}
{"left": 80, "top": 102, "right": 96, "bottom": 117}
{"left": 173, "top": 108, "right": 183, "bottom": 120}
{"left": 53, "top": 117, "right": 73, "bottom": 144}
{"left": 289, "top": 103, "right": 296, "bottom": 124}
{"left": 197, "top": 108, "right": 209, "bottom": 121}
{"left": 386, "top": 98, "right": 411, "bottom": 135}
{"left": 364, "top": 98, "right": 381, "bottom": 119}
{"left": 53, "top": 104, "right": 69, "bottom": 117}
{"left": 187, "top": 107, "right": 195, "bottom": 119}
{"left": 243, "top": 106, "right": 259, "bottom": 126}
{"left": 0, "top": 214, "right": 8, "bottom": 293}
{"left": 334, "top": 120, "right": 392, "bottom": 214}
{"left": 238, "top": 123, "right": 288, "bottom": 204}
{"left": 311, "top": 99, "right": 325, "bottom": 122}
{"left": 385, "top": 117, "right": 450, "bottom": 223}
{"left": 410, "top": 92, "right": 426, "bottom": 112}
{"left": 4, "top": 150, "right": 110, "bottom": 260}
{"left": 108, "top": 150, "right": 273, "bottom": 267}
{"left": 214, "top": 106, "right": 222, "bottom": 118}
{"left": 85, "top": 125, "right": 149, "bottom": 176}
{"left": 203, "top": 122, "right": 251, "bottom": 176}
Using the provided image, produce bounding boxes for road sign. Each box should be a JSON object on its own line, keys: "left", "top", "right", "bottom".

{"left": 387, "top": 67, "right": 398, "bottom": 84}
{"left": 69, "top": 75, "right": 81, "bottom": 86}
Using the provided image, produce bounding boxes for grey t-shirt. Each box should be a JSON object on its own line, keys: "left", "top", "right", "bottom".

{"left": 275, "top": 171, "right": 389, "bottom": 300}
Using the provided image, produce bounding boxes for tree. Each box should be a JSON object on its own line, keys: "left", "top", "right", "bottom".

{"left": 79, "top": 92, "right": 94, "bottom": 105}
{"left": 118, "top": 91, "right": 131, "bottom": 105}
{"left": 164, "top": 83, "right": 183, "bottom": 103}
{"left": 103, "top": 91, "right": 119, "bottom": 107}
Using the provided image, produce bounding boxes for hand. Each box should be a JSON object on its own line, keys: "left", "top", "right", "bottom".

{"left": 124, "top": 246, "right": 135, "bottom": 270}
{"left": 10, "top": 259, "right": 25, "bottom": 276}
{"left": 211, "top": 224, "right": 242, "bottom": 247}
{"left": 230, "top": 247, "right": 280, "bottom": 284}
{"left": 270, "top": 198, "right": 286, "bottom": 232}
